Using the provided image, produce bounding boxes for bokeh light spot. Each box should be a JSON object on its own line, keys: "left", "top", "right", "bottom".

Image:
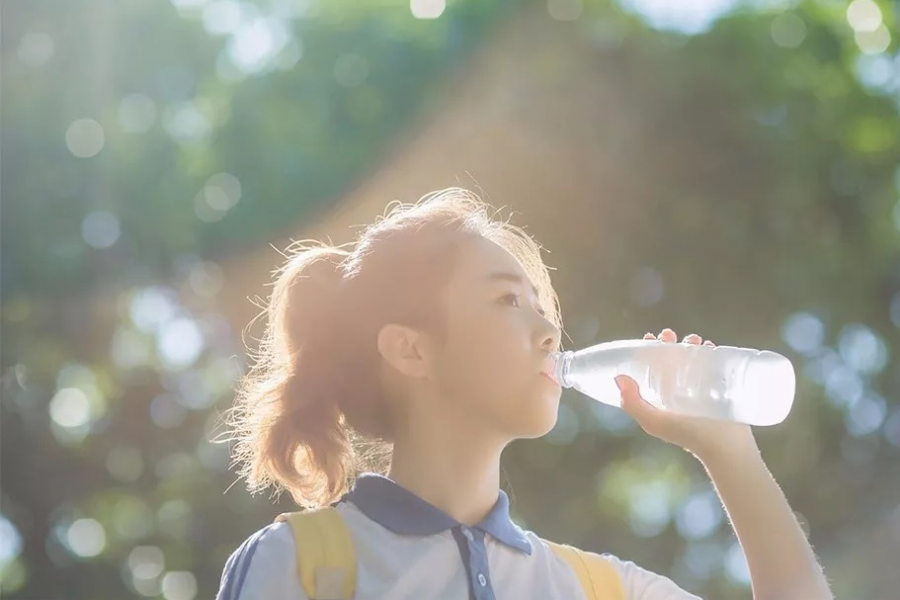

{"left": 547, "top": 0, "right": 583, "bottom": 21}
{"left": 119, "top": 94, "right": 158, "bottom": 133}
{"left": 157, "top": 500, "right": 193, "bottom": 539}
{"left": 163, "top": 103, "right": 211, "bottom": 145}
{"left": 845, "top": 394, "right": 887, "bottom": 436}
{"left": 838, "top": 324, "right": 888, "bottom": 375}
{"left": 227, "top": 17, "right": 289, "bottom": 74}
{"left": 193, "top": 172, "right": 242, "bottom": 223}
{"left": 17, "top": 32, "right": 54, "bottom": 67}
{"left": 410, "top": 0, "right": 445, "bottom": 20}
{"left": 846, "top": 0, "right": 882, "bottom": 33}
{"left": 616, "top": 0, "right": 738, "bottom": 35}
{"left": 171, "top": 0, "right": 211, "bottom": 10}
{"left": 855, "top": 54, "right": 897, "bottom": 93}
{"left": 158, "top": 317, "right": 205, "bottom": 371}
{"left": 782, "top": 312, "right": 825, "bottom": 355}
{"left": 770, "top": 12, "right": 806, "bottom": 49}
{"left": 0, "top": 515, "right": 23, "bottom": 565}
{"left": 66, "top": 119, "right": 105, "bottom": 158}
{"left": 824, "top": 365, "right": 864, "bottom": 408}
{"left": 205, "top": 173, "right": 241, "bottom": 209}
{"left": 629, "top": 480, "right": 671, "bottom": 537}
{"left": 675, "top": 491, "right": 723, "bottom": 540}
{"left": 66, "top": 519, "right": 107, "bottom": 558}
{"left": 127, "top": 545, "right": 165, "bottom": 597}
{"left": 56, "top": 363, "right": 98, "bottom": 389}
{"left": 855, "top": 26, "right": 891, "bottom": 55}
{"left": 883, "top": 408, "right": 900, "bottom": 447}
{"left": 724, "top": 541, "right": 751, "bottom": 585}
{"left": 203, "top": 0, "right": 243, "bottom": 36}
{"left": 162, "top": 571, "right": 198, "bottom": 600}
{"left": 130, "top": 287, "right": 178, "bottom": 333}
{"left": 82, "top": 211, "right": 121, "bottom": 249}
{"left": 50, "top": 388, "right": 91, "bottom": 429}
{"left": 170, "top": 369, "right": 213, "bottom": 410}
{"left": 187, "top": 261, "right": 225, "bottom": 298}
{"left": 804, "top": 348, "right": 840, "bottom": 385}
{"left": 128, "top": 545, "right": 165, "bottom": 579}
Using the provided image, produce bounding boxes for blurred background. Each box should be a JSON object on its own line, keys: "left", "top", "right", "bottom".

{"left": 3, "top": 0, "right": 900, "bottom": 598}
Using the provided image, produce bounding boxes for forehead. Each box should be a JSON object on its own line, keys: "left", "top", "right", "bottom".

{"left": 451, "top": 236, "right": 532, "bottom": 284}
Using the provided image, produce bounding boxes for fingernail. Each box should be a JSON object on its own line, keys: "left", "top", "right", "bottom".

{"left": 614, "top": 376, "right": 626, "bottom": 392}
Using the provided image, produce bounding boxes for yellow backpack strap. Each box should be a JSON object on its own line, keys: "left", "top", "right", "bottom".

{"left": 544, "top": 540, "right": 625, "bottom": 600}
{"left": 275, "top": 508, "right": 356, "bottom": 600}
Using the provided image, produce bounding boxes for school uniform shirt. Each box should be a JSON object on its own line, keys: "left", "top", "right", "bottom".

{"left": 216, "top": 473, "right": 702, "bottom": 600}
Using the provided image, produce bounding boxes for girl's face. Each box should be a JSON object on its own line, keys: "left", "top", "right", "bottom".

{"left": 424, "top": 236, "right": 562, "bottom": 441}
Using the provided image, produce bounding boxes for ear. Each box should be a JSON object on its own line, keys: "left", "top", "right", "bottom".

{"left": 376, "top": 323, "right": 430, "bottom": 379}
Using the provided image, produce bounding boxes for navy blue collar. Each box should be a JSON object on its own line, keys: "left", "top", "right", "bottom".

{"left": 342, "top": 473, "right": 532, "bottom": 554}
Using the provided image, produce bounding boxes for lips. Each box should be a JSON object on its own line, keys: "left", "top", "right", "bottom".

{"left": 540, "top": 358, "right": 558, "bottom": 383}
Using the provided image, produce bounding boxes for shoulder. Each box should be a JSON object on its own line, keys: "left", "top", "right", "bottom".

{"left": 533, "top": 535, "right": 702, "bottom": 600}
{"left": 593, "top": 552, "right": 703, "bottom": 600}
{"left": 216, "top": 521, "right": 306, "bottom": 600}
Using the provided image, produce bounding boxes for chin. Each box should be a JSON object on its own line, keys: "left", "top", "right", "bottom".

{"left": 517, "top": 417, "right": 558, "bottom": 440}
{"left": 515, "top": 390, "right": 561, "bottom": 439}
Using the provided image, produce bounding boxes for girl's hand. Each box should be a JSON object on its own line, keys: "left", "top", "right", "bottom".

{"left": 615, "top": 328, "right": 758, "bottom": 459}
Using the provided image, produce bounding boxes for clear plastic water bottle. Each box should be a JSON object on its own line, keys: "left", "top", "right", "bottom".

{"left": 550, "top": 339, "right": 796, "bottom": 426}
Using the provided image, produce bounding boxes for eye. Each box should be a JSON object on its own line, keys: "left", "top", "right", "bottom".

{"left": 498, "top": 292, "right": 521, "bottom": 308}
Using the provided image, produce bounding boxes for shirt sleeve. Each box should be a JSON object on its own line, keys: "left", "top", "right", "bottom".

{"left": 215, "top": 522, "right": 308, "bottom": 600}
{"left": 604, "top": 554, "right": 703, "bottom": 600}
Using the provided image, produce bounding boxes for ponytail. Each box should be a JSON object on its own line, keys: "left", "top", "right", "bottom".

{"left": 229, "top": 242, "right": 357, "bottom": 508}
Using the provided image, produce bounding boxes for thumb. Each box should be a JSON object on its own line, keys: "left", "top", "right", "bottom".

{"left": 615, "top": 375, "right": 656, "bottom": 419}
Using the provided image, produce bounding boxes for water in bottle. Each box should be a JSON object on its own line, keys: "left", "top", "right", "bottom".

{"left": 550, "top": 339, "right": 796, "bottom": 426}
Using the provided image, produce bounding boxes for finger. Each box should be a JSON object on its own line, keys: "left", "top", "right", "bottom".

{"left": 684, "top": 333, "right": 702, "bottom": 345}
{"left": 615, "top": 375, "right": 659, "bottom": 419}
{"left": 614, "top": 375, "right": 641, "bottom": 406}
{"left": 659, "top": 328, "right": 677, "bottom": 343}
{"left": 643, "top": 332, "right": 657, "bottom": 340}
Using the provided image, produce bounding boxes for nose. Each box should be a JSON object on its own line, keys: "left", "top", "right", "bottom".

{"left": 539, "top": 321, "right": 562, "bottom": 354}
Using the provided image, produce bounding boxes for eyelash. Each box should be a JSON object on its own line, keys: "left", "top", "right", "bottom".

{"left": 500, "top": 292, "right": 546, "bottom": 317}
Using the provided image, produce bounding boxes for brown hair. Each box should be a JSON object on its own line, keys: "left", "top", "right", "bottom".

{"left": 227, "top": 188, "right": 560, "bottom": 508}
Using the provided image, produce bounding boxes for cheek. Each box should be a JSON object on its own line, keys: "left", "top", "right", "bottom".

{"left": 446, "top": 313, "right": 533, "bottom": 395}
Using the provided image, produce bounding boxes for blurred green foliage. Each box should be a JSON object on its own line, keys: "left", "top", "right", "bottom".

{"left": 2, "top": 0, "right": 900, "bottom": 599}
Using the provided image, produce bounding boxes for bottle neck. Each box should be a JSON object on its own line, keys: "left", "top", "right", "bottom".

{"left": 551, "top": 350, "right": 574, "bottom": 388}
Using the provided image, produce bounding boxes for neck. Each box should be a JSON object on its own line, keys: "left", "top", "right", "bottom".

{"left": 388, "top": 418, "right": 504, "bottom": 527}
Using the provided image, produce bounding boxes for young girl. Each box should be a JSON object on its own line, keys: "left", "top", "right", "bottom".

{"left": 216, "top": 189, "right": 832, "bottom": 600}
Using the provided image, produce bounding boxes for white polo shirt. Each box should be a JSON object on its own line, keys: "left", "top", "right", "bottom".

{"left": 216, "top": 474, "right": 702, "bottom": 600}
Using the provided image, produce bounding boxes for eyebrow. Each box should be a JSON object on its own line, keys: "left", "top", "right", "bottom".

{"left": 487, "top": 271, "right": 540, "bottom": 298}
